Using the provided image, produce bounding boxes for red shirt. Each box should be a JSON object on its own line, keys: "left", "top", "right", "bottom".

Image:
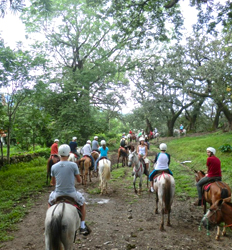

{"left": 51, "top": 143, "right": 58, "bottom": 155}
{"left": 206, "top": 156, "right": 221, "bottom": 178}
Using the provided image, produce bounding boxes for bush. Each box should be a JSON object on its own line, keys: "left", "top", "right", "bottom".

{"left": 219, "top": 144, "right": 232, "bottom": 153}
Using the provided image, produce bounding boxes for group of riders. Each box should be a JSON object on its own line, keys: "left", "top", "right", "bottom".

{"left": 47, "top": 128, "right": 223, "bottom": 236}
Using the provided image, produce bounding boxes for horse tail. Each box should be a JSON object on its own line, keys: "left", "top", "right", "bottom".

{"left": 164, "top": 179, "right": 172, "bottom": 214}
{"left": 50, "top": 205, "right": 64, "bottom": 250}
{"left": 102, "top": 161, "right": 111, "bottom": 181}
{"left": 221, "top": 188, "right": 229, "bottom": 199}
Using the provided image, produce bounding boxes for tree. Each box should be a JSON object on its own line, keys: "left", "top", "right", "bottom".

{"left": 0, "top": 41, "right": 47, "bottom": 163}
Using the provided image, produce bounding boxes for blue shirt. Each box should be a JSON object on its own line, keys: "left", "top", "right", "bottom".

{"left": 99, "top": 146, "right": 109, "bottom": 157}
{"left": 69, "top": 141, "right": 77, "bottom": 153}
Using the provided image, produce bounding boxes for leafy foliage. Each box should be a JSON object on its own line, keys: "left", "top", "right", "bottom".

{"left": 219, "top": 144, "right": 232, "bottom": 153}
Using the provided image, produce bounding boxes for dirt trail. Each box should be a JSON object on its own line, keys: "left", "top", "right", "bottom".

{"left": 1, "top": 145, "right": 232, "bottom": 250}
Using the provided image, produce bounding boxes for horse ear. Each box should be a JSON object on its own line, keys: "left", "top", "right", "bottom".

{"left": 200, "top": 170, "right": 205, "bottom": 175}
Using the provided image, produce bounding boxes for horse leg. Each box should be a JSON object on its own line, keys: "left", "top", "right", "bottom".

{"left": 155, "top": 191, "right": 159, "bottom": 214}
{"left": 222, "top": 226, "right": 226, "bottom": 236}
{"left": 160, "top": 209, "right": 165, "bottom": 231}
{"left": 215, "top": 226, "right": 220, "bottom": 240}
{"left": 138, "top": 176, "right": 142, "bottom": 195}
{"left": 133, "top": 177, "right": 137, "bottom": 194}
{"left": 167, "top": 210, "right": 171, "bottom": 227}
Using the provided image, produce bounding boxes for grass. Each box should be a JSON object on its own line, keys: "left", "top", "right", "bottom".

{"left": 1, "top": 131, "right": 232, "bottom": 242}
{"left": 0, "top": 157, "right": 47, "bottom": 242}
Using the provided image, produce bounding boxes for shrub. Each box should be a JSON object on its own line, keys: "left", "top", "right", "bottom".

{"left": 219, "top": 144, "right": 232, "bottom": 153}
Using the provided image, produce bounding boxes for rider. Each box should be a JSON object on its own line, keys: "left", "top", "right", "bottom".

{"left": 48, "top": 144, "right": 89, "bottom": 235}
{"left": 180, "top": 124, "right": 184, "bottom": 133}
{"left": 154, "top": 127, "right": 158, "bottom": 134}
{"left": 137, "top": 137, "right": 149, "bottom": 176}
{"left": 69, "top": 137, "right": 80, "bottom": 159}
{"left": 194, "top": 147, "right": 222, "bottom": 206}
{"left": 51, "top": 139, "right": 59, "bottom": 156}
{"left": 149, "top": 143, "right": 173, "bottom": 193}
{"left": 129, "top": 129, "right": 133, "bottom": 134}
{"left": 94, "top": 140, "right": 109, "bottom": 172}
{"left": 81, "top": 140, "right": 95, "bottom": 169}
{"left": 120, "top": 135, "right": 128, "bottom": 150}
{"left": 92, "top": 136, "right": 100, "bottom": 153}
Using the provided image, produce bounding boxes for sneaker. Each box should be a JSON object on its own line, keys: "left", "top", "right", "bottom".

{"left": 193, "top": 199, "right": 202, "bottom": 206}
{"left": 80, "top": 227, "right": 89, "bottom": 235}
{"left": 150, "top": 187, "right": 154, "bottom": 193}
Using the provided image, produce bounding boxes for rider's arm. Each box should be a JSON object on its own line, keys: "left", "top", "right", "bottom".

{"left": 51, "top": 176, "right": 56, "bottom": 186}
{"left": 75, "top": 174, "right": 82, "bottom": 183}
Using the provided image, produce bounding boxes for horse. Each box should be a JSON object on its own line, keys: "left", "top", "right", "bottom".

{"left": 45, "top": 201, "right": 81, "bottom": 250}
{"left": 129, "top": 133, "right": 136, "bottom": 142}
{"left": 153, "top": 132, "right": 160, "bottom": 142}
{"left": 78, "top": 156, "right": 92, "bottom": 185}
{"left": 128, "top": 150, "right": 149, "bottom": 195}
{"left": 46, "top": 155, "right": 60, "bottom": 185}
{"left": 153, "top": 172, "right": 175, "bottom": 231}
{"left": 174, "top": 128, "right": 186, "bottom": 137}
{"left": 201, "top": 198, "right": 232, "bottom": 240}
{"left": 117, "top": 146, "right": 128, "bottom": 168}
{"left": 98, "top": 159, "right": 111, "bottom": 195}
{"left": 194, "top": 170, "right": 231, "bottom": 214}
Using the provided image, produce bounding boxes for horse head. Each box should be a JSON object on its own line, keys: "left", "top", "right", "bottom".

{"left": 202, "top": 199, "right": 224, "bottom": 230}
{"left": 128, "top": 151, "right": 138, "bottom": 167}
{"left": 194, "top": 170, "right": 205, "bottom": 183}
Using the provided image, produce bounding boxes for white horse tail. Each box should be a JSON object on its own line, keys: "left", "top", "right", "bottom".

{"left": 102, "top": 161, "right": 111, "bottom": 181}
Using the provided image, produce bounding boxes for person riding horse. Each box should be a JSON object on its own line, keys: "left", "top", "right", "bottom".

{"left": 180, "top": 124, "right": 184, "bottom": 133}
{"left": 194, "top": 147, "right": 222, "bottom": 206}
{"left": 149, "top": 143, "right": 173, "bottom": 193}
{"left": 92, "top": 136, "right": 100, "bottom": 153}
{"left": 48, "top": 144, "right": 90, "bottom": 235}
{"left": 120, "top": 135, "right": 128, "bottom": 150}
{"left": 136, "top": 137, "right": 149, "bottom": 176}
{"left": 81, "top": 140, "right": 95, "bottom": 169}
{"left": 51, "top": 138, "right": 59, "bottom": 157}
{"left": 94, "top": 140, "right": 109, "bottom": 172}
{"left": 69, "top": 136, "right": 80, "bottom": 159}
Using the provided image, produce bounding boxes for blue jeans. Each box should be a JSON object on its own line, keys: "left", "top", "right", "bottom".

{"left": 149, "top": 169, "right": 173, "bottom": 181}
{"left": 94, "top": 156, "right": 108, "bottom": 171}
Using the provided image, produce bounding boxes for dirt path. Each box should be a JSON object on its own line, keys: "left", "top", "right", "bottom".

{"left": 1, "top": 147, "right": 232, "bottom": 250}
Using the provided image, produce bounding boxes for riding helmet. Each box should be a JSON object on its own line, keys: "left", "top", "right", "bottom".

{"left": 54, "top": 139, "right": 59, "bottom": 142}
{"left": 101, "top": 140, "right": 106, "bottom": 145}
{"left": 139, "top": 137, "right": 145, "bottom": 141}
{"left": 206, "top": 147, "right": 216, "bottom": 155}
{"left": 58, "top": 144, "right": 70, "bottom": 156}
{"left": 87, "top": 140, "right": 91, "bottom": 144}
{"left": 159, "top": 143, "right": 167, "bottom": 151}
{"left": 94, "top": 136, "right": 98, "bottom": 139}
{"left": 72, "top": 136, "right": 77, "bottom": 140}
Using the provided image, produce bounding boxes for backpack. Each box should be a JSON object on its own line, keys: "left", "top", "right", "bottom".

{"left": 120, "top": 139, "right": 126, "bottom": 147}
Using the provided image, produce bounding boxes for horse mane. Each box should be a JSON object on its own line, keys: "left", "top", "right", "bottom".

{"left": 200, "top": 170, "right": 205, "bottom": 176}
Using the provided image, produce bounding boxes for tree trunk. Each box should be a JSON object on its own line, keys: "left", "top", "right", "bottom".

{"left": 145, "top": 118, "right": 153, "bottom": 135}
{"left": 212, "top": 108, "right": 221, "bottom": 130}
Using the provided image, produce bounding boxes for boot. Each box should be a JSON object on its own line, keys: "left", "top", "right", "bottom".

{"left": 193, "top": 199, "right": 202, "bottom": 206}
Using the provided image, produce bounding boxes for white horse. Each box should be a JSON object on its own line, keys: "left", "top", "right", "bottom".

{"left": 153, "top": 172, "right": 175, "bottom": 231}
{"left": 128, "top": 150, "right": 150, "bottom": 195}
{"left": 173, "top": 128, "right": 186, "bottom": 138}
{"left": 98, "top": 159, "right": 111, "bottom": 195}
{"left": 68, "top": 147, "right": 82, "bottom": 163}
{"left": 45, "top": 202, "right": 80, "bottom": 250}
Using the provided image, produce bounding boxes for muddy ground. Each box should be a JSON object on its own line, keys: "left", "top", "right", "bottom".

{"left": 1, "top": 141, "right": 232, "bottom": 250}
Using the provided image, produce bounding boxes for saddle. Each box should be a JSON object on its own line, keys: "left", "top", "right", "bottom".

{"left": 55, "top": 196, "right": 82, "bottom": 218}
{"left": 153, "top": 170, "right": 170, "bottom": 181}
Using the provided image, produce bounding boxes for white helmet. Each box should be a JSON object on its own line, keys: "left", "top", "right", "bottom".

{"left": 159, "top": 143, "right": 167, "bottom": 151}
{"left": 94, "top": 136, "right": 98, "bottom": 139}
{"left": 72, "top": 136, "right": 77, "bottom": 140}
{"left": 139, "top": 137, "right": 145, "bottom": 141}
{"left": 54, "top": 139, "right": 59, "bottom": 142}
{"left": 87, "top": 140, "right": 91, "bottom": 144}
{"left": 101, "top": 140, "right": 106, "bottom": 145}
{"left": 207, "top": 147, "right": 216, "bottom": 155}
{"left": 58, "top": 144, "right": 70, "bottom": 156}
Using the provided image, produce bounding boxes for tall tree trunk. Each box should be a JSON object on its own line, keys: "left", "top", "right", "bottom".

{"left": 212, "top": 107, "right": 221, "bottom": 130}
{"left": 145, "top": 118, "right": 153, "bottom": 134}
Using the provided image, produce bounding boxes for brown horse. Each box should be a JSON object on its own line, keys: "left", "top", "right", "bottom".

{"left": 46, "top": 155, "right": 60, "bottom": 185}
{"left": 194, "top": 170, "right": 231, "bottom": 214}
{"left": 117, "top": 146, "right": 128, "bottom": 167}
{"left": 129, "top": 133, "right": 136, "bottom": 143}
{"left": 78, "top": 156, "right": 92, "bottom": 185}
{"left": 202, "top": 198, "right": 232, "bottom": 240}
